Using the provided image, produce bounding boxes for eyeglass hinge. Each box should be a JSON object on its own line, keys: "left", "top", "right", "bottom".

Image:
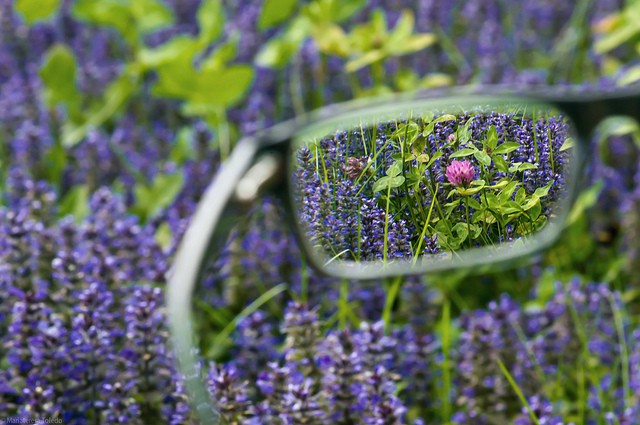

{"left": 234, "top": 153, "right": 283, "bottom": 206}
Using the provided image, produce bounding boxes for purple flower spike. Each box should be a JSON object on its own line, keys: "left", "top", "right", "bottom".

{"left": 446, "top": 160, "right": 476, "bottom": 188}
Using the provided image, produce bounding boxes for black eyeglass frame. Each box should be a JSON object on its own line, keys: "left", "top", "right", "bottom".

{"left": 166, "top": 86, "right": 640, "bottom": 424}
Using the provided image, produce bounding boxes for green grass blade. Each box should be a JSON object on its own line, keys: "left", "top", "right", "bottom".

{"left": 497, "top": 358, "right": 540, "bottom": 425}
{"left": 207, "top": 283, "right": 287, "bottom": 358}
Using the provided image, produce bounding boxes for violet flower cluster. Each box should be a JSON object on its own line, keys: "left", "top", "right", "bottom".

{"left": 0, "top": 0, "right": 638, "bottom": 423}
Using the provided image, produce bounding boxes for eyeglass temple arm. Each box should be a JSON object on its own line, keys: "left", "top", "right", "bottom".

{"left": 166, "top": 138, "right": 259, "bottom": 424}
{"left": 554, "top": 91, "right": 640, "bottom": 139}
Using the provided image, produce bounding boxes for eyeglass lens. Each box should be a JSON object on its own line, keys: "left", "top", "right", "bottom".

{"left": 290, "top": 101, "right": 579, "bottom": 271}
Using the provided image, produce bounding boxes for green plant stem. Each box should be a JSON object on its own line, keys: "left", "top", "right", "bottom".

{"left": 610, "top": 293, "right": 631, "bottom": 409}
{"left": 371, "top": 60, "right": 385, "bottom": 89}
{"left": 430, "top": 182, "right": 450, "bottom": 233}
{"left": 413, "top": 193, "right": 437, "bottom": 261}
{"left": 348, "top": 72, "right": 363, "bottom": 98}
{"left": 464, "top": 196, "right": 471, "bottom": 248}
{"left": 213, "top": 108, "right": 231, "bottom": 160}
{"left": 382, "top": 276, "right": 403, "bottom": 333}
{"left": 339, "top": 279, "right": 349, "bottom": 329}
{"left": 207, "top": 284, "right": 287, "bottom": 358}
{"left": 290, "top": 53, "right": 306, "bottom": 117}
{"left": 383, "top": 184, "right": 392, "bottom": 263}
{"left": 497, "top": 358, "right": 540, "bottom": 425}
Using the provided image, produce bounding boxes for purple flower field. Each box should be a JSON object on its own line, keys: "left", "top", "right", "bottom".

{"left": 1, "top": 0, "right": 640, "bottom": 424}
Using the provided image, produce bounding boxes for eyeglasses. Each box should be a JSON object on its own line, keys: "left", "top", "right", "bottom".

{"left": 167, "top": 86, "right": 640, "bottom": 423}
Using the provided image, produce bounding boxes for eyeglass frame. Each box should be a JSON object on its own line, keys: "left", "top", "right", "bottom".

{"left": 166, "top": 85, "right": 640, "bottom": 423}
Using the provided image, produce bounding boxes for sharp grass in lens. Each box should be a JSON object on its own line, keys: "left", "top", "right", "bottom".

{"left": 291, "top": 102, "right": 576, "bottom": 269}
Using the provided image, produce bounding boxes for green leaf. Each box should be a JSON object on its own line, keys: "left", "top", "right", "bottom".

{"left": 170, "top": 128, "right": 196, "bottom": 165}
{"left": 345, "top": 50, "right": 387, "bottom": 72}
{"left": 595, "top": 13, "right": 640, "bottom": 53}
{"left": 484, "top": 193, "right": 500, "bottom": 210}
{"left": 416, "top": 154, "right": 430, "bottom": 163}
{"left": 130, "top": 0, "right": 173, "bottom": 34}
{"left": 474, "top": 150, "right": 491, "bottom": 167}
{"left": 155, "top": 222, "right": 173, "bottom": 251}
{"left": 470, "top": 223, "right": 482, "bottom": 239}
{"left": 598, "top": 116, "right": 640, "bottom": 157}
{"left": 501, "top": 201, "right": 524, "bottom": 215}
{"left": 333, "top": 0, "right": 367, "bottom": 22}
{"left": 522, "top": 195, "right": 540, "bottom": 211}
{"left": 466, "top": 197, "right": 482, "bottom": 210}
{"left": 449, "top": 148, "right": 476, "bottom": 159}
{"left": 533, "top": 180, "right": 554, "bottom": 198}
{"left": 433, "top": 114, "right": 457, "bottom": 124}
{"left": 256, "top": 18, "right": 310, "bottom": 68}
{"left": 43, "top": 139, "right": 67, "bottom": 187}
{"left": 493, "top": 155, "right": 509, "bottom": 173}
{"left": 256, "top": 37, "right": 294, "bottom": 68}
{"left": 204, "top": 65, "right": 255, "bottom": 106}
{"left": 73, "top": 0, "right": 135, "bottom": 43}
{"left": 425, "top": 151, "right": 444, "bottom": 168}
{"left": 202, "top": 38, "right": 240, "bottom": 71}
{"left": 473, "top": 209, "right": 496, "bottom": 225}
{"left": 518, "top": 163, "right": 538, "bottom": 171}
{"left": 139, "top": 36, "right": 199, "bottom": 69}
{"left": 63, "top": 71, "right": 138, "bottom": 147}
{"left": 423, "top": 114, "right": 456, "bottom": 136}
{"left": 304, "top": 0, "right": 361, "bottom": 24}
{"left": 455, "top": 186, "right": 484, "bottom": 196}
{"left": 457, "top": 118, "right": 474, "bottom": 144}
{"left": 373, "top": 175, "right": 405, "bottom": 192}
{"left": 493, "top": 142, "right": 521, "bottom": 155}
{"left": 134, "top": 172, "right": 185, "bottom": 221}
{"left": 314, "top": 22, "right": 351, "bottom": 56}
{"left": 485, "top": 125, "right": 498, "bottom": 151}
{"left": 398, "top": 33, "right": 437, "bottom": 54}
{"left": 617, "top": 65, "right": 640, "bottom": 86}
{"left": 394, "top": 121, "right": 420, "bottom": 141}
{"left": 444, "top": 199, "right": 460, "bottom": 217}
{"left": 154, "top": 61, "right": 254, "bottom": 108}
{"left": 529, "top": 199, "right": 542, "bottom": 222}
{"left": 499, "top": 181, "right": 520, "bottom": 203}
{"left": 419, "top": 73, "right": 453, "bottom": 89}
{"left": 412, "top": 136, "right": 427, "bottom": 157}
{"left": 15, "top": 0, "right": 60, "bottom": 24}
{"left": 198, "top": 0, "right": 225, "bottom": 44}
{"left": 259, "top": 0, "right": 297, "bottom": 30}
{"left": 515, "top": 187, "right": 526, "bottom": 204}
{"left": 388, "top": 9, "right": 414, "bottom": 42}
{"left": 388, "top": 10, "right": 436, "bottom": 54}
{"left": 559, "top": 137, "right": 575, "bottom": 152}
{"left": 509, "top": 162, "right": 538, "bottom": 173}
{"left": 386, "top": 160, "right": 403, "bottom": 177}
{"left": 74, "top": 0, "right": 172, "bottom": 42}
{"left": 39, "top": 44, "right": 80, "bottom": 111}
{"left": 59, "top": 185, "right": 90, "bottom": 222}
{"left": 394, "top": 69, "right": 420, "bottom": 92}
{"left": 567, "top": 181, "right": 603, "bottom": 226}
{"left": 451, "top": 222, "right": 469, "bottom": 243}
